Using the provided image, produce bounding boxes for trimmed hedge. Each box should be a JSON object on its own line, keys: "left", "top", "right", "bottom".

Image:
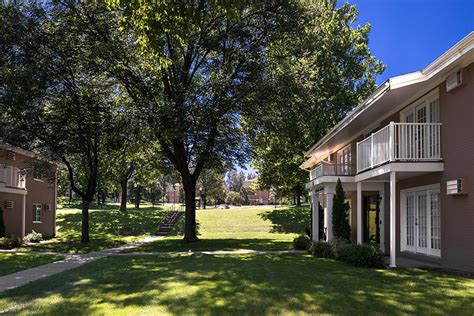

{"left": 310, "top": 240, "right": 385, "bottom": 268}
{"left": 311, "top": 241, "right": 334, "bottom": 258}
{"left": 338, "top": 244, "right": 385, "bottom": 268}
{"left": 293, "top": 234, "right": 311, "bottom": 250}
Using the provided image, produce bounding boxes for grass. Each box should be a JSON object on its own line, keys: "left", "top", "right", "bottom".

{"left": 0, "top": 253, "right": 64, "bottom": 277}
{"left": 18, "top": 201, "right": 172, "bottom": 254}
{"left": 131, "top": 205, "right": 310, "bottom": 252}
{"left": 0, "top": 254, "right": 473, "bottom": 314}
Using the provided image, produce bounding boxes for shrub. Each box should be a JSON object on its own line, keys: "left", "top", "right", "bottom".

{"left": 293, "top": 234, "right": 311, "bottom": 250}
{"left": 23, "top": 230, "right": 43, "bottom": 243}
{"left": 0, "top": 208, "right": 5, "bottom": 237}
{"left": 338, "top": 244, "right": 385, "bottom": 268}
{"left": 0, "top": 235, "right": 23, "bottom": 249}
{"left": 329, "top": 237, "right": 350, "bottom": 258}
{"left": 311, "top": 241, "right": 335, "bottom": 258}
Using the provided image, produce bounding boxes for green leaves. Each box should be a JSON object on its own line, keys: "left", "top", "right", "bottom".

{"left": 246, "top": 1, "right": 384, "bottom": 200}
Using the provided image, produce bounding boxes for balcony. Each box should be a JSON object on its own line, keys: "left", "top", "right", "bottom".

{"left": 357, "top": 122, "right": 441, "bottom": 173}
{"left": 309, "top": 162, "right": 355, "bottom": 181}
{"left": 0, "top": 165, "right": 26, "bottom": 190}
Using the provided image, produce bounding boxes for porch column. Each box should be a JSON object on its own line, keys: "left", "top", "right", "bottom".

{"left": 21, "top": 194, "right": 26, "bottom": 238}
{"left": 324, "top": 184, "right": 334, "bottom": 241}
{"left": 357, "top": 181, "right": 362, "bottom": 244}
{"left": 390, "top": 171, "right": 397, "bottom": 268}
{"left": 311, "top": 190, "right": 319, "bottom": 242}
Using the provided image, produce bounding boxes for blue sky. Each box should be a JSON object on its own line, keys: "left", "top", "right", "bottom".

{"left": 350, "top": 0, "right": 474, "bottom": 84}
{"left": 241, "top": 0, "right": 473, "bottom": 175}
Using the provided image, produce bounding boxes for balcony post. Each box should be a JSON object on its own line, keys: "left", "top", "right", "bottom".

{"left": 324, "top": 184, "right": 334, "bottom": 241}
{"left": 357, "top": 181, "right": 362, "bottom": 244}
{"left": 370, "top": 134, "right": 374, "bottom": 168}
{"left": 389, "top": 121, "right": 395, "bottom": 161}
{"left": 311, "top": 190, "right": 319, "bottom": 242}
{"left": 389, "top": 171, "right": 397, "bottom": 268}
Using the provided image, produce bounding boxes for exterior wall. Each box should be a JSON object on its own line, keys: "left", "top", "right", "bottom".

{"left": 1, "top": 192, "right": 24, "bottom": 237}
{"left": 0, "top": 148, "right": 56, "bottom": 238}
{"left": 24, "top": 175, "right": 56, "bottom": 237}
{"left": 438, "top": 62, "right": 474, "bottom": 272}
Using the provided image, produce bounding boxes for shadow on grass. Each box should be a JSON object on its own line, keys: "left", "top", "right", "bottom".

{"left": 132, "top": 238, "right": 293, "bottom": 253}
{"left": 21, "top": 208, "right": 173, "bottom": 253}
{"left": 0, "top": 255, "right": 472, "bottom": 314}
{"left": 259, "top": 206, "right": 310, "bottom": 234}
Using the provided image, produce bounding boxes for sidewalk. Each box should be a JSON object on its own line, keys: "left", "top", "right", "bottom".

{"left": 0, "top": 236, "right": 161, "bottom": 293}
{"left": 117, "top": 249, "right": 306, "bottom": 256}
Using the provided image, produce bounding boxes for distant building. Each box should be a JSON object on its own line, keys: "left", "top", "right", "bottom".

{"left": 165, "top": 183, "right": 181, "bottom": 204}
{"left": 0, "top": 143, "right": 57, "bottom": 238}
{"left": 243, "top": 178, "right": 270, "bottom": 205}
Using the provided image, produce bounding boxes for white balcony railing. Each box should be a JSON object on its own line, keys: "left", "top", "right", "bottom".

{"left": 309, "top": 161, "right": 355, "bottom": 181}
{"left": 357, "top": 122, "right": 442, "bottom": 173}
{"left": 0, "top": 165, "right": 26, "bottom": 189}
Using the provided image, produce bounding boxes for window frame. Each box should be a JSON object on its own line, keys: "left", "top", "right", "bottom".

{"left": 32, "top": 203, "right": 42, "bottom": 223}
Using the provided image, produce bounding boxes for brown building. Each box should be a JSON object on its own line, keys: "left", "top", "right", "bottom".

{"left": 301, "top": 33, "right": 474, "bottom": 273}
{"left": 243, "top": 178, "right": 271, "bottom": 205}
{"left": 0, "top": 144, "right": 57, "bottom": 238}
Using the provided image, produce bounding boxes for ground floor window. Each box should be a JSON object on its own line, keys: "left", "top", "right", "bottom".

{"left": 33, "top": 204, "right": 42, "bottom": 223}
{"left": 401, "top": 184, "right": 440, "bottom": 257}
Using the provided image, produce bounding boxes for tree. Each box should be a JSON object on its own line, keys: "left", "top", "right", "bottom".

{"left": 97, "top": 1, "right": 293, "bottom": 242}
{"left": 246, "top": 1, "right": 384, "bottom": 206}
{"left": 226, "top": 171, "right": 246, "bottom": 193}
{"left": 332, "top": 178, "right": 351, "bottom": 241}
{"left": 0, "top": 3, "right": 118, "bottom": 243}
{"left": 197, "top": 168, "right": 226, "bottom": 209}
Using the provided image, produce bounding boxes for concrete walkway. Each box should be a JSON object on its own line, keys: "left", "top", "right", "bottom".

{"left": 0, "top": 236, "right": 161, "bottom": 293}
{"left": 117, "top": 249, "right": 306, "bottom": 256}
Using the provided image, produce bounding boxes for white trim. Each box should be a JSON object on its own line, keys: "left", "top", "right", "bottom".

{"left": 355, "top": 162, "right": 444, "bottom": 182}
{"left": 400, "top": 183, "right": 441, "bottom": 258}
{"left": 0, "top": 187, "right": 28, "bottom": 195}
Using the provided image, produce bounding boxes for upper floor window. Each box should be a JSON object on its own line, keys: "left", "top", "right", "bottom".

{"left": 401, "top": 92, "right": 440, "bottom": 123}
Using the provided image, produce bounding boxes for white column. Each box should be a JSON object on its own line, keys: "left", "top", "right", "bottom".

{"left": 357, "top": 181, "right": 362, "bottom": 244}
{"left": 21, "top": 194, "right": 26, "bottom": 237}
{"left": 324, "top": 185, "right": 334, "bottom": 241}
{"left": 390, "top": 171, "right": 397, "bottom": 268}
{"left": 311, "top": 190, "right": 319, "bottom": 242}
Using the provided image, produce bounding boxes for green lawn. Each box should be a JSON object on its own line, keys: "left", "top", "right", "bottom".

{"left": 0, "top": 254, "right": 473, "bottom": 314}
{"left": 131, "top": 205, "right": 310, "bottom": 252}
{"left": 0, "top": 253, "right": 64, "bottom": 277}
{"left": 18, "top": 202, "right": 172, "bottom": 254}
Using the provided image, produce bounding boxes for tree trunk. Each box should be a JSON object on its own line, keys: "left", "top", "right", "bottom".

{"left": 135, "top": 186, "right": 141, "bottom": 209}
{"left": 81, "top": 199, "right": 91, "bottom": 243}
{"left": 202, "top": 193, "right": 207, "bottom": 209}
{"left": 296, "top": 194, "right": 301, "bottom": 207}
{"left": 182, "top": 175, "right": 199, "bottom": 243}
{"left": 120, "top": 179, "right": 127, "bottom": 212}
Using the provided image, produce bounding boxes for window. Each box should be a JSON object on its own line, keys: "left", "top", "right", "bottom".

{"left": 33, "top": 204, "right": 42, "bottom": 223}
{"left": 43, "top": 204, "right": 51, "bottom": 212}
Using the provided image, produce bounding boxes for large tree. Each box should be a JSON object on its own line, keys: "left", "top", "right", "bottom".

{"left": 93, "top": 1, "right": 294, "bottom": 242}
{"left": 0, "top": 3, "right": 118, "bottom": 243}
{"left": 246, "top": 1, "right": 385, "bottom": 205}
